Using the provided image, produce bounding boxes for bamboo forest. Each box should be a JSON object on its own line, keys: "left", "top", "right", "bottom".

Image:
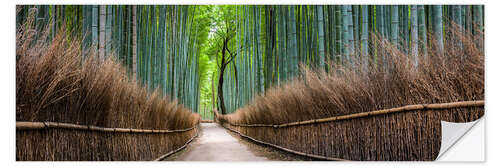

{"left": 16, "top": 5, "right": 484, "bottom": 161}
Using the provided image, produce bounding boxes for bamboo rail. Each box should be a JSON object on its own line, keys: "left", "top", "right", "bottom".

{"left": 16, "top": 121, "right": 196, "bottom": 133}
{"left": 221, "top": 100, "right": 484, "bottom": 128}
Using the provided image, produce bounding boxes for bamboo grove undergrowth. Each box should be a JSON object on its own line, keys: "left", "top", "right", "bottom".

{"left": 16, "top": 5, "right": 485, "bottom": 119}
{"left": 211, "top": 5, "right": 484, "bottom": 114}
{"left": 17, "top": 5, "right": 211, "bottom": 113}
{"left": 16, "top": 8, "right": 203, "bottom": 160}
{"left": 216, "top": 5, "right": 484, "bottom": 161}
{"left": 15, "top": 4, "right": 486, "bottom": 161}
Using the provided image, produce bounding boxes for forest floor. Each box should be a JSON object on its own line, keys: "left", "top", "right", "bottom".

{"left": 165, "top": 123, "right": 310, "bottom": 161}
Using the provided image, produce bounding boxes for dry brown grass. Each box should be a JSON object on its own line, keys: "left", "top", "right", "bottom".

{"left": 219, "top": 25, "right": 484, "bottom": 161}
{"left": 16, "top": 11, "right": 199, "bottom": 160}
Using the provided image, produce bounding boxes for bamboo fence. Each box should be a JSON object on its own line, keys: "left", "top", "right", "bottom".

{"left": 217, "top": 100, "right": 484, "bottom": 161}
{"left": 153, "top": 130, "right": 199, "bottom": 161}
{"left": 16, "top": 121, "right": 196, "bottom": 133}
{"left": 16, "top": 121, "right": 199, "bottom": 161}
{"left": 221, "top": 123, "right": 348, "bottom": 161}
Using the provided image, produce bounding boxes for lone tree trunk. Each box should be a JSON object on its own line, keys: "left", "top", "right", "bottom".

{"left": 215, "top": 23, "right": 238, "bottom": 115}
{"left": 211, "top": 71, "right": 217, "bottom": 120}
{"left": 218, "top": 64, "right": 226, "bottom": 114}
{"left": 217, "top": 38, "right": 229, "bottom": 115}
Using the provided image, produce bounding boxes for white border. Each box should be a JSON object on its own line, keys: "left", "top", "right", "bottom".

{"left": 2, "top": 0, "right": 496, "bottom": 167}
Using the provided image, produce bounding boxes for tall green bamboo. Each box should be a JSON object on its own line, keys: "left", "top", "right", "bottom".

{"left": 105, "top": 5, "right": 112, "bottom": 57}
{"left": 289, "top": 6, "right": 299, "bottom": 76}
{"left": 410, "top": 5, "right": 418, "bottom": 64}
{"left": 418, "top": 5, "right": 428, "bottom": 59}
{"left": 341, "top": 6, "right": 350, "bottom": 63}
{"left": 91, "top": 5, "right": 98, "bottom": 52}
{"left": 353, "top": 5, "right": 359, "bottom": 55}
{"left": 317, "top": 5, "right": 326, "bottom": 69}
{"left": 132, "top": 5, "right": 137, "bottom": 81}
{"left": 347, "top": 5, "right": 354, "bottom": 64}
{"left": 361, "top": 5, "right": 369, "bottom": 65}
{"left": 99, "top": 5, "right": 106, "bottom": 59}
{"left": 390, "top": 6, "right": 399, "bottom": 46}
{"left": 433, "top": 5, "right": 444, "bottom": 53}
{"left": 264, "top": 6, "right": 274, "bottom": 90}
{"left": 401, "top": 5, "right": 409, "bottom": 53}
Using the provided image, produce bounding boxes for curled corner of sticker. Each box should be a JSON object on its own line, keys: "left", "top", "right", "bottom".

{"left": 436, "top": 118, "right": 483, "bottom": 161}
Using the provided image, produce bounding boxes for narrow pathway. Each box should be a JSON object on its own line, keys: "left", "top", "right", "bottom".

{"left": 169, "top": 123, "right": 268, "bottom": 161}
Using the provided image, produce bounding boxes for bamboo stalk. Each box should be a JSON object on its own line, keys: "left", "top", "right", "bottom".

{"left": 219, "top": 100, "right": 483, "bottom": 128}
{"left": 17, "top": 121, "right": 196, "bottom": 133}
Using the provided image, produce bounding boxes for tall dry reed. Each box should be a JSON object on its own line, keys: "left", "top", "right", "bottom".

{"left": 16, "top": 12, "right": 199, "bottom": 130}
